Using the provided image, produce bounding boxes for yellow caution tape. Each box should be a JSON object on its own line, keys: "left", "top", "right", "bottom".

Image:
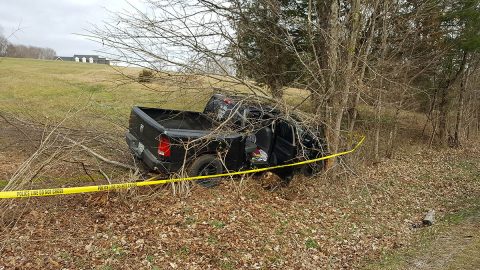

{"left": 0, "top": 136, "right": 365, "bottom": 199}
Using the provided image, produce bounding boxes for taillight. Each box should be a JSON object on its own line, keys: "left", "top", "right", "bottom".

{"left": 158, "top": 135, "right": 171, "bottom": 157}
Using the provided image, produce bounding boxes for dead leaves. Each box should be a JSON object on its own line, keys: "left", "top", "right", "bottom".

{"left": 0, "top": 145, "right": 479, "bottom": 269}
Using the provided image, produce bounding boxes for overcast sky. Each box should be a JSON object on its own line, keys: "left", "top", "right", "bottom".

{"left": 0, "top": 0, "right": 144, "bottom": 56}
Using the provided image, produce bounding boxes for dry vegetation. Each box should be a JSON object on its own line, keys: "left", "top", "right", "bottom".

{"left": 0, "top": 58, "right": 479, "bottom": 269}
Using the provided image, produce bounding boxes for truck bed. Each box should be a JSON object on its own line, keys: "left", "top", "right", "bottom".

{"left": 127, "top": 105, "right": 245, "bottom": 173}
{"left": 138, "top": 107, "right": 216, "bottom": 131}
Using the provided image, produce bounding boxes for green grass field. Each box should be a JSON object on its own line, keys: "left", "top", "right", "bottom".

{"left": 0, "top": 57, "right": 221, "bottom": 132}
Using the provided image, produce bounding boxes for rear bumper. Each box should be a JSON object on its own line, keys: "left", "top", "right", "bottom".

{"left": 125, "top": 131, "right": 173, "bottom": 173}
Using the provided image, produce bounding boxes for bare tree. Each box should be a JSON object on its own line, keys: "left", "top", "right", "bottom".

{"left": 86, "top": 0, "right": 480, "bottom": 176}
{"left": 0, "top": 26, "right": 10, "bottom": 57}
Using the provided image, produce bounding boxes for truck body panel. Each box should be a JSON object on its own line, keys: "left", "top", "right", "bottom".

{"left": 126, "top": 93, "right": 328, "bottom": 182}
{"left": 127, "top": 106, "right": 245, "bottom": 173}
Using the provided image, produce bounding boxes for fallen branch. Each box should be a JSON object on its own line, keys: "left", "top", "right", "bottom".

{"left": 0, "top": 112, "right": 32, "bottom": 140}
{"left": 2, "top": 112, "right": 136, "bottom": 171}
{"left": 98, "top": 168, "right": 112, "bottom": 184}
{"left": 62, "top": 136, "right": 136, "bottom": 171}
{"left": 60, "top": 159, "right": 97, "bottom": 182}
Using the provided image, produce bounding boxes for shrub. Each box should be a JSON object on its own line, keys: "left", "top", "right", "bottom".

{"left": 138, "top": 69, "right": 154, "bottom": 83}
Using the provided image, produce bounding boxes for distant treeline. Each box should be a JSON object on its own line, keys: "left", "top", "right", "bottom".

{"left": 3, "top": 44, "right": 56, "bottom": 60}
{"left": 0, "top": 33, "right": 56, "bottom": 60}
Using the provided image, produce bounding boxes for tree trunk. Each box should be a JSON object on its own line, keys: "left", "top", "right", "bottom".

{"left": 422, "top": 86, "right": 438, "bottom": 138}
{"left": 438, "top": 52, "right": 467, "bottom": 146}
{"left": 453, "top": 74, "right": 467, "bottom": 147}
{"left": 324, "top": 0, "right": 340, "bottom": 159}
{"left": 438, "top": 85, "right": 449, "bottom": 145}
{"left": 386, "top": 104, "right": 402, "bottom": 158}
{"left": 330, "top": 0, "right": 360, "bottom": 157}
{"left": 348, "top": 1, "right": 379, "bottom": 134}
{"left": 374, "top": 91, "right": 382, "bottom": 162}
{"left": 349, "top": 90, "right": 361, "bottom": 134}
{"left": 374, "top": 0, "right": 389, "bottom": 162}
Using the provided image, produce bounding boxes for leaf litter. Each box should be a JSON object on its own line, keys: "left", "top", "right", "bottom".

{"left": 0, "top": 130, "right": 479, "bottom": 269}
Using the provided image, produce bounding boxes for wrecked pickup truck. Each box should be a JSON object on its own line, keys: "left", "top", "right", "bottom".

{"left": 126, "top": 93, "right": 327, "bottom": 186}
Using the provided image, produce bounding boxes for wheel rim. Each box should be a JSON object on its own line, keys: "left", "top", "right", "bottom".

{"left": 196, "top": 162, "right": 221, "bottom": 187}
{"left": 199, "top": 162, "right": 218, "bottom": 176}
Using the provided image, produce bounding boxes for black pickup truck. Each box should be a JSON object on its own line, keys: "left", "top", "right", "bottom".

{"left": 126, "top": 93, "right": 327, "bottom": 186}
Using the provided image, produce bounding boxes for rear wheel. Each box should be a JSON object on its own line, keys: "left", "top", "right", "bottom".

{"left": 188, "top": 154, "right": 223, "bottom": 188}
{"left": 301, "top": 161, "right": 325, "bottom": 177}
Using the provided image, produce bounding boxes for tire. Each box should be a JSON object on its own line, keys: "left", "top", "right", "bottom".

{"left": 188, "top": 154, "right": 223, "bottom": 188}
{"left": 301, "top": 161, "right": 325, "bottom": 177}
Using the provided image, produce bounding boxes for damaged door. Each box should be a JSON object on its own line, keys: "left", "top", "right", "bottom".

{"left": 272, "top": 120, "right": 296, "bottom": 164}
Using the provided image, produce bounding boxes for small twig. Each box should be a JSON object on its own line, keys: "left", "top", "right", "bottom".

{"left": 98, "top": 168, "right": 111, "bottom": 184}
{"left": 0, "top": 112, "right": 32, "bottom": 140}
{"left": 60, "top": 159, "right": 96, "bottom": 182}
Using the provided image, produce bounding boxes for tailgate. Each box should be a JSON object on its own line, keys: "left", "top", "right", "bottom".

{"left": 128, "top": 106, "right": 166, "bottom": 157}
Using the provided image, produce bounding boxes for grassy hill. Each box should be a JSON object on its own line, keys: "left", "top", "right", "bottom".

{"left": 0, "top": 57, "right": 218, "bottom": 131}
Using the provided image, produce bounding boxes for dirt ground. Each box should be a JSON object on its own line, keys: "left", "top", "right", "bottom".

{"left": 410, "top": 213, "right": 480, "bottom": 270}
{"left": 1, "top": 116, "right": 479, "bottom": 269}
{"left": 370, "top": 204, "right": 480, "bottom": 270}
